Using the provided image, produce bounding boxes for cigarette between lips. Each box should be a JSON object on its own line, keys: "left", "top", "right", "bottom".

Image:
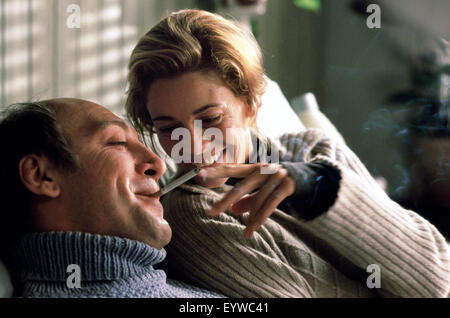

{"left": 151, "top": 167, "right": 202, "bottom": 197}
{"left": 151, "top": 144, "right": 226, "bottom": 198}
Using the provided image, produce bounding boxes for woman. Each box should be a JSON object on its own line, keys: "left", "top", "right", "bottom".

{"left": 125, "top": 9, "right": 450, "bottom": 297}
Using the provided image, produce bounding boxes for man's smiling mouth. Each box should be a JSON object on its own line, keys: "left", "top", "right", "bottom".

{"left": 135, "top": 193, "right": 165, "bottom": 217}
{"left": 136, "top": 192, "right": 161, "bottom": 201}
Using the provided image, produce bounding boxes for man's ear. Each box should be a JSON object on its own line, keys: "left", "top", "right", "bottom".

{"left": 18, "top": 154, "right": 61, "bottom": 198}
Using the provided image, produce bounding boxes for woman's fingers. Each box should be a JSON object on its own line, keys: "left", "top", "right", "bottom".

{"left": 244, "top": 178, "right": 296, "bottom": 238}
{"left": 198, "top": 163, "right": 279, "bottom": 180}
{"left": 229, "top": 194, "right": 256, "bottom": 215}
{"left": 203, "top": 162, "right": 296, "bottom": 238}
{"left": 247, "top": 168, "right": 290, "bottom": 217}
{"left": 208, "top": 168, "right": 268, "bottom": 216}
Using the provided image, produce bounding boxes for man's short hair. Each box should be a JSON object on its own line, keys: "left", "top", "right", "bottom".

{"left": 0, "top": 101, "right": 79, "bottom": 269}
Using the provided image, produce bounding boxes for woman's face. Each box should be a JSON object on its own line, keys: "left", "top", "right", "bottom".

{"left": 146, "top": 70, "right": 253, "bottom": 188}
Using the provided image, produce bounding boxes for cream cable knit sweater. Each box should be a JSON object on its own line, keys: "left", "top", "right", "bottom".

{"left": 161, "top": 129, "right": 450, "bottom": 298}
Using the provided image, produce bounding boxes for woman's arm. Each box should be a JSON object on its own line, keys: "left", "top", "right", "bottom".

{"left": 201, "top": 129, "right": 450, "bottom": 297}
{"left": 161, "top": 185, "right": 316, "bottom": 298}
{"left": 162, "top": 183, "right": 379, "bottom": 298}
{"left": 279, "top": 162, "right": 341, "bottom": 220}
{"left": 278, "top": 129, "right": 450, "bottom": 297}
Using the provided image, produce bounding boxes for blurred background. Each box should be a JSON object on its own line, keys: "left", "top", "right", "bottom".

{"left": 0, "top": 0, "right": 448, "bottom": 237}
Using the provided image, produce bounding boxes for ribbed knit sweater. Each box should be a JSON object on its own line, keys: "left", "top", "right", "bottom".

{"left": 161, "top": 129, "right": 450, "bottom": 298}
{"left": 14, "top": 232, "right": 224, "bottom": 298}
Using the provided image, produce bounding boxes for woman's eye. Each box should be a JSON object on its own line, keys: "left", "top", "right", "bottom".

{"left": 157, "top": 126, "right": 178, "bottom": 134}
{"left": 155, "top": 116, "right": 222, "bottom": 135}
{"left": 201, "top": 115, "right": 222, "bottom": 126}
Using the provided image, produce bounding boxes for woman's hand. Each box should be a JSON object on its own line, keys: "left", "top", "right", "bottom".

{"left": 198, "top": 163, "right": 296, "bottom": 238}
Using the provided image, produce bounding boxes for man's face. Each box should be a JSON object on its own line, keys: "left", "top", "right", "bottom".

{"left": 55, "top": 100, "right": 170, "bottom": 249}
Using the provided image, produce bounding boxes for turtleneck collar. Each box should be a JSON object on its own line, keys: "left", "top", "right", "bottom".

{"left": 15, "top": 231, "right": 166, "bottom": 282}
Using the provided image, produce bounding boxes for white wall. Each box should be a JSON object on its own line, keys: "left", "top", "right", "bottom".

{"left": 257, "top": 0, "right": 421, "bottom": 196}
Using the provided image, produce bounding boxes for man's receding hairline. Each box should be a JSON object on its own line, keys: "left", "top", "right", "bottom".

{"left": 40, "top": 98, "right": 114, "bottom": 129}
{"left": 37, "top": 98, "right": 113, "bottom": 147}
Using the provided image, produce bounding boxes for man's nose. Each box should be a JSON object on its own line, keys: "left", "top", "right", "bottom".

{"left": 136, "top": 144, "right": 166, "bottom": 181}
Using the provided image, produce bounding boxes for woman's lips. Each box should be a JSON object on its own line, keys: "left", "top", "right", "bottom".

{"left": 180, "top": 148, "right": 227, "bottom": 171}
{"left": 204, "top": 159, "right": 223, "bottom": 168}
{"left": 197, "top": 148, "right": 227, "bottom": 168}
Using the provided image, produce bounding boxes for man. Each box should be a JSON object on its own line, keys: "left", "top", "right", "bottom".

{"left": 0, "top": 98, "right": 223, "bottom": 298}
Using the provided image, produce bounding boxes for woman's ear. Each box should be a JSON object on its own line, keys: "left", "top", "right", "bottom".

{"left": 18, "top": 154, "right": 61, "bottom": 198}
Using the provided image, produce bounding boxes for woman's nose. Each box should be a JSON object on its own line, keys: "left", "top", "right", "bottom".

{"left": 186, "top": 126, "right": 203, "bottom": 164}
{"left": 191, "top": 138, "right": 217, "bottom": 164}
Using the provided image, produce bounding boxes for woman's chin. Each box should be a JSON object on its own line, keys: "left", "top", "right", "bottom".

{"left": 193, "top": 175, "right": 228, "bottom": 188}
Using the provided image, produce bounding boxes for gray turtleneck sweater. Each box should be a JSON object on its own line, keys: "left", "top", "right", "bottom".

{"left": 14, "top": 231, "right": 224, "bottom": 298}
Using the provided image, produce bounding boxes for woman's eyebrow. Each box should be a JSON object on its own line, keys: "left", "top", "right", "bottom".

{"left": 152, "top": 104, "right": 222, "bottom": 122}
{"left": 192, "top": 103, "right": 221, "bottom": 115}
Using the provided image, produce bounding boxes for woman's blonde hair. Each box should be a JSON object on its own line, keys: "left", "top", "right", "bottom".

{"left": 125, "top": 9, "right": 266, "bottom": 140}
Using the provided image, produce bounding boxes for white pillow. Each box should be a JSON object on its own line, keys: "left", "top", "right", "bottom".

{"left": 256, "top": 77, "right": 306, "bottom": 140}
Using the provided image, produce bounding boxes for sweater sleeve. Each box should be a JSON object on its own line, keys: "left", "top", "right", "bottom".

{"left": 278, "top": 129, "right": 450, "bottom": 297}
{"left": 281, "top": 162, "right": 341, "bottom": 220}
{"left": 161, "top": 186, "right": 316, "bottom": 298}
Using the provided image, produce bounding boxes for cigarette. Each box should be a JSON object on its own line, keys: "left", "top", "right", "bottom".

{"left": 152, "top": 166, "right": 202, "bottom": 197}
{"left": 152, "top": 144, "right": 226, "bottom": 198}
